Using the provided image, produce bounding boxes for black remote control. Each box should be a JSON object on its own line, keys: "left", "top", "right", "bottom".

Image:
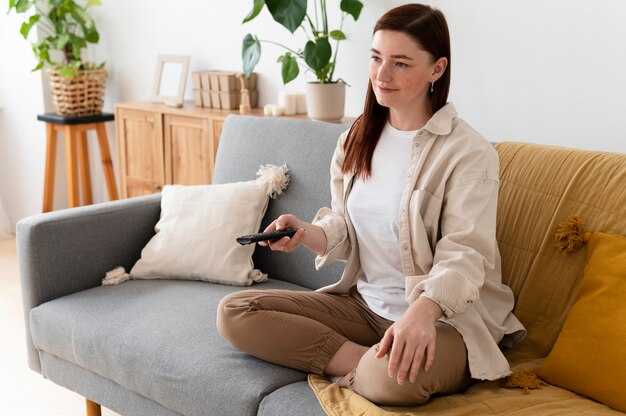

{"left": 236, "top": 229, "right": 297, "bottom": 245}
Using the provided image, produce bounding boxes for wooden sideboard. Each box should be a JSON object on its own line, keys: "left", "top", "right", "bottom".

{"left": 114, "top": 102, "right": 314, "bottom": 198}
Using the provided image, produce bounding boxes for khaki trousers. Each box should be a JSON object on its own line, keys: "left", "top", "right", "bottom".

{"left": 217, "top": 287, "right": 471, "bottom": 406}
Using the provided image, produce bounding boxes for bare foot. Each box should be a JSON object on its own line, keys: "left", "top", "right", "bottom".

{"left": 337, "top": 369, "right": 355, "bottom": 389}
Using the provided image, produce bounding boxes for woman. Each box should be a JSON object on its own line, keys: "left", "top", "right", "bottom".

{"left": 218, "top": 3, "right": 525, "bottom": 406}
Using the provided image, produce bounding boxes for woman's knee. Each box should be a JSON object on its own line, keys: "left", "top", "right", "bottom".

{"left": 216, "top": 290, "right": 260, "bottom": 346}
{"left": 349, "top": 324, "right": 471, "bottom": 406}
{"left": 350, "top": 344, "right": 431, "bottom": 406}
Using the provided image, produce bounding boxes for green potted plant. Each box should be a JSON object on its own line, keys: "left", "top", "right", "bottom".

{"left": 8, "top": 0, "right": 107, "bottom": 116}
{"left": 242, "top": 0, "right": 363, "bottom": 121}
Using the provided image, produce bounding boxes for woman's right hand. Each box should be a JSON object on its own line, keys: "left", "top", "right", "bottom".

{"left": 258, "top": 214, "right": 307, "bottom": 253}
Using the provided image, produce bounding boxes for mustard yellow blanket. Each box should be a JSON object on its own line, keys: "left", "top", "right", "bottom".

{"left": 308, "top": 361, "right": 620, "bottom": 415}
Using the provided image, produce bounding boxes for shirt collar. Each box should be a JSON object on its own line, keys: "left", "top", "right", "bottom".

{"left": 422, "top": 102, "right": 457, "bottom": 136}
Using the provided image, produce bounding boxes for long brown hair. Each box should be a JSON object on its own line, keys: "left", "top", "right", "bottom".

{"left": 342, "top": 4, "right": 451, "bottom": 178}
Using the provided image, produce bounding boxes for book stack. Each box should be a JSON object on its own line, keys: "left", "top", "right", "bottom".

{"left": 191, "top": 71, "right": 258, "bottom": 110}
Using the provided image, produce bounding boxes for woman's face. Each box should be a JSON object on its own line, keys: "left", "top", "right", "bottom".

{"left": 369, "top": 30, "right": 444, "bottom": 116}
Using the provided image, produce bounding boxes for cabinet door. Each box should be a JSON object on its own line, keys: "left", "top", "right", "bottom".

{"left": 116, "top": 108, "right": 165, "bottom": 198}
{"left": 164, "top": 114, "right": 213, "bottom": 185}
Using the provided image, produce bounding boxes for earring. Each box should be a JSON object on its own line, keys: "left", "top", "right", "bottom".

{"left": 430, "top": 81, "right": 434, "bottom": 93}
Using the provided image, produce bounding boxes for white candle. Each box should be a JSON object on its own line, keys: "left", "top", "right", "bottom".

{"left": 272, "top": 105, "right": 284, "bottom": 116}
{"left": 295, "top": 93, "right": 307, "bottom": 114}
{"left": 263, "top": 104, "right": 274, "bottom": 116}
{"left": 278, "top": 91, "right": 297, "bottom": 115}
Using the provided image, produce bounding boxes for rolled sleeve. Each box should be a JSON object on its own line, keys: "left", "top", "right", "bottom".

{"left": 408, "top": 270, "right": 480, "bottom": 318}
{"left": 312, "top": 207, "right": 349, "bottom": 269}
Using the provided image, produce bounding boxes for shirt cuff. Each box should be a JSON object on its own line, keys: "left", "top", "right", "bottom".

{"left": 311, "top": 207, "right": 348, "bottom": 269}
{"left": 407, "top": 269, "right": 479, "bottom": 318}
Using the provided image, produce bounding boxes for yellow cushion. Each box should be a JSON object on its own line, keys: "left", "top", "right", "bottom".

{"left": 538, "top": 231, "right": 626, "bottom": 412}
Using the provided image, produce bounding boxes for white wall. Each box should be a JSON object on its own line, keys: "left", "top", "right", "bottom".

{"left": 0, "top": 12, "right": 47, "bottom": 231}
{"left": 1, "top": 0, "right": 625, "bottom": 228}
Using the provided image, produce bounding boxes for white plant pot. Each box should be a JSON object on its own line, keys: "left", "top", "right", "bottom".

{"left": 305, "top": 81, "right": 345, "bottom": 122}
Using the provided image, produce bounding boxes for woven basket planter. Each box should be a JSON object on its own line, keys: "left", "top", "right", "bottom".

{"left": 48, "top": 68, "right": 107, "bottom": 117}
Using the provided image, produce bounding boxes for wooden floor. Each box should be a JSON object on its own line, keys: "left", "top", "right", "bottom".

{"left": 0, "top": 236, "right": 120, "bottom": 416}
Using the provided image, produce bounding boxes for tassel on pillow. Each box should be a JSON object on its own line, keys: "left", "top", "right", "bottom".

{"left": 248, "top": 269, "right": 268, "bottom": 283}
{"left": 554, "top": 215, "right": 591, "bottom": 256}
{"left": 256, "top": 163, "right": 290, "bottom": 199}
{"left": 102, "top": 266, "right": 131, "bottom": 286}
{"left": 500, "top": 370, "right": 547, "bottom": 394}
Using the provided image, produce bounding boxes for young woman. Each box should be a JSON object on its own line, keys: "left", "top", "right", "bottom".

{"left": 217, "top": 3, "right": 525, "bottom": 406}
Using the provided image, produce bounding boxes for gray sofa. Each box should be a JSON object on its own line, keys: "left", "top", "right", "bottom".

{"left": 17, "top": 115, "right": 350, "bottom": 416}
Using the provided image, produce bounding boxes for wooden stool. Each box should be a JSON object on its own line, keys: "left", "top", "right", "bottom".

{"left": 38, "top": 113, "right": 119, "bottom": 213}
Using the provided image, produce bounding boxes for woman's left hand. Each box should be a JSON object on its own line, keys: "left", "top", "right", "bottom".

{"left": 376, "top": 296, "right": 443, "bottom": 385}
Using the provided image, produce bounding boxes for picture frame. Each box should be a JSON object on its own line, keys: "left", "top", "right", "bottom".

{"left": 151, "top": 55, "right": 190, "bottom": 105}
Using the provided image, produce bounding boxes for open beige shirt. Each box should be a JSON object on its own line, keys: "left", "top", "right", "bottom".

{"left": 312, "top": 103, "right": 526, "bottom": 380}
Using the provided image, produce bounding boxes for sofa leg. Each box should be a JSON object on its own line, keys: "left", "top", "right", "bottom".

{"left": 86, "top": 398, "right": 102, "bottom": 416}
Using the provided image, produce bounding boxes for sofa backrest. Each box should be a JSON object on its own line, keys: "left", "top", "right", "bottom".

{"left": 214, "top": 115, "right": 351, "bottom": 290}
{"left": 495, "top": 142, "right": 626, "bottom": 361}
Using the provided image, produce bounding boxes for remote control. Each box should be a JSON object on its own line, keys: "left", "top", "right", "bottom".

{"left": 236, "top": 229, "right": 297, "bottom": 245}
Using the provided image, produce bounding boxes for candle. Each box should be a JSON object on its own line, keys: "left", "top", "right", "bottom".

{"left": 278, "top": 91, "right": 297, "bottom": 115}
{"left": 295, "top": 93, "right": 307, "bottom": 114}
{"left": 263, "top": 104, "right": 274, "bottom": 116}
{"left": 272, "top": 105, "right": 284, "bottom": 116}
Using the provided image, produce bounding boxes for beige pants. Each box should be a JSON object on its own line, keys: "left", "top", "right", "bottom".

{"left": 217, "top": 287, "right": 471, "bottom": 406}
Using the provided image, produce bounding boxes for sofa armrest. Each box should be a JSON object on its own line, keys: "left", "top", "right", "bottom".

{"left": 16, "top": 194, "right": 161, "bottom": 373}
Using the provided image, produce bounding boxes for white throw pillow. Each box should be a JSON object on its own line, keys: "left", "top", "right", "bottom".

{"left": 103, "top": 164, "right": 289, "bottom": 286}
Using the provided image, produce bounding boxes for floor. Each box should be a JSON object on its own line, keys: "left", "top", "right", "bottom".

{"left": 0, "top": 236, "right": 120, "bottom": 416}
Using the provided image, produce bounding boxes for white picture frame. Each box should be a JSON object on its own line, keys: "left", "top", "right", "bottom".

{"left": 151, "top": 55, "right": 190, "bottom": 105}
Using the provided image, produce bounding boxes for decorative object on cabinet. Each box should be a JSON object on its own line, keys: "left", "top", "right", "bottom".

{"left": 151, "top": 55, "right": 190, "bottom": 107}
{"left": 191, "top": 70, "right": 258, "bottom": 110}
{"left": 241, "top": 0, "right": 363, "bottom": 121}
{"left": 236, "top": 73, "right": 252, "bottom": 114}
{"left": 9, "top": 0, "right": 107, "bottom": 116}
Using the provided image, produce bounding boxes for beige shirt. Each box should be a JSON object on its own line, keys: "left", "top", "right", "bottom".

{"left": 312, "top": 103, "right": 526, "bottom": 380}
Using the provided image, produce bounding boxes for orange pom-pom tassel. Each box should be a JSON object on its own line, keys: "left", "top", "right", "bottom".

{"left": 554, "top": 215, "right": 586, "bottom": 256}
{"left": 500, "top": 370, "right": 546, "bottom": 394}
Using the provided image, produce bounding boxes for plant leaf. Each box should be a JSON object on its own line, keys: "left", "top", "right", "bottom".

{"left": 242, "top": 33, "right": 261, "bottom": 78}
{"left": 243, "top": 0, "right": 265, "bottom": 23}
{"left": 278, "top": 52, "right": 299, "bottom": 84}
{"left": 59, "top": 66, "right": 77, "bottom": 78}
{"left": 330, "top": 30, "right": 346, "bottom": 41}
{"left": 266, "top": 0, "right": 306, "bottom": 33}
{"left": 303, "top": 37, "right": 331, "bottom": 71}
{"left": 14, "top": 0, "right": 33, "bottom": 13}
{"left": 19, "top": 14, "right": 40, "bottom": 39}
{"left": 31, "top": 61, "right": 44, "bottom": 72}
{"left": 52, "top": 33, "right": 70, "bottom": 50}
{"left": 86, "top": 0, "right": 102, "bottom": 8}
{"left": 84, "top": 23, "right": 99, "bottom": 43}
{"left": 340, "top": 0, "right": 363, "bottom": 21}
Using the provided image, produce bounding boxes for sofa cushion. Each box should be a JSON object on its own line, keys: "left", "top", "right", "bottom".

{"left": 538, "top": 231, "right": 626, "bottom": 413}
{"left": 258, "top": 381, "right": 325, "bottom": 416}
{"left": 30, "top": 279, "right": 315, "bottom": 416}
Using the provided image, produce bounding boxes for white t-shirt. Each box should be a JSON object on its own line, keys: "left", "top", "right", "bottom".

{"left": 346, "top": 122, "right": 417, "bottom": 321}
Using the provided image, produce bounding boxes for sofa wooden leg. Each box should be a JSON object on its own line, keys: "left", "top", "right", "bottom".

{"left": 86, "top": 398, "right": 102, "bottom": 416}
